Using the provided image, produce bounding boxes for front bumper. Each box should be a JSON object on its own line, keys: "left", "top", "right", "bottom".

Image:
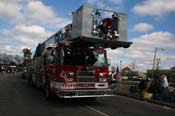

{"left": 56, "top": 89, "right": 115, "bottom": 98}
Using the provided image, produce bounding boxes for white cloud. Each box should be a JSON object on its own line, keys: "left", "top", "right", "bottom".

{"left": 0, "top": 24, "right": 53, "bottom": 41}
{"left": 0, "top": 0, "right": 70, "bottom": 28}
{"left": 12, "top": 24, "right": 52, "bottom": 38}
{"left": 25, "top": 1, "right": 57, "bottom": 23}
{"left": 0, "top": 29, "right": 11, "bottom": 36}
{"left": 0, "top": 44, "right": 23, "bottom": 55}
{"left": 0, "top": 0, "right": 24, "bottom": 24}
{"left": 15, "top": 36, "right": 39, "bottom": 46}
{"left": 0, "top": 0, "right": 71, "bottom": 55}
{"left": 133, "top": 23, "right": 154, "bottom": 33}
{"left": 108, "top": 31, "right": 175, "bottom": 71}
{"left": 0, "top": 24, "right": 53, "bottom": 54}
{"left": 133, "top": 0, "right": 175, "bottom": 17}
{"left": 4, "top": 45, "right": 17, "bottom": 54}
{"left": 0, "top": 38, "right": 10, "bottom": 45}
{"left": 24, "top": 1, "right": 70, "bottom": 28}
{"left": 132, "top": 32, "right": 174, "bottom": 49}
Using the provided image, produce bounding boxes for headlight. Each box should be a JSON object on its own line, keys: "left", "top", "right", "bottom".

{"left": 65, "top": 72, "right": 74, "bottom": 82}
{"left": 66, "top": 72, "right": 74, "bottom": 77}
{"left": 99, "top": 78, "right": 107, "bottom": 82}
{"left": 67, "top": 78, "right": 74, "bottom": 82}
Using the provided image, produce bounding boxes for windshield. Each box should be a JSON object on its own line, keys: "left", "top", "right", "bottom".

{"left": 59, "top": 48, "right": 108, "bottom": 67}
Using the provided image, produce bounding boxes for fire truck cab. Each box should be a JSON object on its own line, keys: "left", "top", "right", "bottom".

{"left": 42, "top": 45, "right": 112, "bottom": 98}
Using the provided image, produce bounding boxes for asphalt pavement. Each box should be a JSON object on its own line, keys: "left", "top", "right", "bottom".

{"left": 0, "top": 72, "right": 175, "bottom": 116}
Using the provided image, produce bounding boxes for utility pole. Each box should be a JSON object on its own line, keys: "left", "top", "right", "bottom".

{"left": 120, "top": 61, "right": 122, "bottom": 72}
{"left": 156, "top": 58, "right": 160, "bottom": 70}
{"left": 151, "top": 48, "right": 157, "bottom": 78}
{"left": 151, "top": 48, "right": 164, "bottom": 78}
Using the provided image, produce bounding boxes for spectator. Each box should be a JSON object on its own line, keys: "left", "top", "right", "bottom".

{"left": 148, "top": 76, "right": 162, "bottom": 99}
{"left": 108, "top": 66, "right": 116, "bottom": 89}
{"left": 160, "top": 74, "right": 169, "bottom": 101}
{"left": 115, "top": 66, "right": 121, "bottom": 91}
{"left": 109, "top": 66, "right": 121, "bottom": 90}
{"left": 138, "top": 79, "right": 147, "bottom": 93}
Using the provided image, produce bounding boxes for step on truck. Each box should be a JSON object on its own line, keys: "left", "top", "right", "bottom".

{"left": 27, "top": 6, "right": 132, "bottom": 99}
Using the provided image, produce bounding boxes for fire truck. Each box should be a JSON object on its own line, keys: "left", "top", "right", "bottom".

{"left": 22, "top": 48, "right": 32, "bottom": 78}
{"left": 27, "top": 6, "right": 132, "bottom": 99}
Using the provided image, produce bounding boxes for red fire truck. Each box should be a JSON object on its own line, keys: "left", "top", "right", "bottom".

{"left": 27, "top": 6, "right": 131, "bottom": 99}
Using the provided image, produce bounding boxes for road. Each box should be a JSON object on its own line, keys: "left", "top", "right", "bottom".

{"left": 0, "top": 73, "right": 175, "bottom": 116}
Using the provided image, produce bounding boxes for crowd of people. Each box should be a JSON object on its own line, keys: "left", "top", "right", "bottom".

{"left": 108, "top": 69, "right": 175, "bottom": 102}
{"left": 148, "top": 74, "right": 170, "bottom": 101}
{"left": 134, "top": 74, "right": 175, "bottom": 102}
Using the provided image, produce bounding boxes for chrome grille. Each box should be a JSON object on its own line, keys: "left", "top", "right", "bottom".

{"left": 77, "top": 71, "right": 95, "bottom": 88}
{"left": 78, "top": 71, "right": 94, "bottom": 76}
{"left": 77, "top": 76, "right": 94, "bottom": 82}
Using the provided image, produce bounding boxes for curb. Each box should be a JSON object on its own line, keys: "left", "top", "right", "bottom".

{"left": 116, "top": 92, "right": 175, "bottom": 108}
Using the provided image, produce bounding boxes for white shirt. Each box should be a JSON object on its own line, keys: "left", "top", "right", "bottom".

{"left": 162, "top": 76, "right": 169, "bottom": 88}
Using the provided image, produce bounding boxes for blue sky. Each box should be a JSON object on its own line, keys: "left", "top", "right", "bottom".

{"left": 0, "top": 0, "right": 175, "bottom": 72}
